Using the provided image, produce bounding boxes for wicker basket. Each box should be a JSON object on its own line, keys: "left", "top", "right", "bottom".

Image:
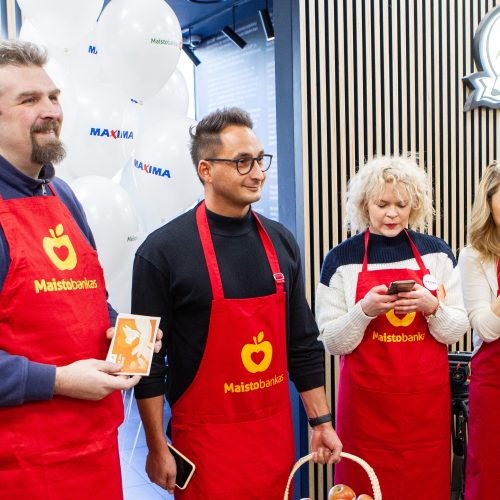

{"left": 283, "top": 451, "right": 382, "bottom": 500}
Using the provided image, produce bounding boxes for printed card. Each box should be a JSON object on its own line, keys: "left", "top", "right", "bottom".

{"left": 106, "top": 313, "right": 160, "bottom": 376}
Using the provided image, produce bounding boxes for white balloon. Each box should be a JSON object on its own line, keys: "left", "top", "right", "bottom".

{"left": 95, "top": 0, "right": 182, "bottom": 100}
{"left": 69, "top": 176, "right": 142, "bottom": 284}
{"left": 106, "top": 264, "right": 133, "bottom": 314}
{"left": 60, "top": 83, "right": 138, "bottom": 178}
{"left": 137, "top": 69, "right": 189, "bottom": 131}
{"left": 21, "top": 20, "right": 103, "bottom": 86}
{"left": 17, "top": 0, "right": 103, "bottom": 49}
{"left": 121, "top": 117, "right": 203, "bottom": 233}
{"left": 53, "top": 35, "right": 102, "bottom": 86}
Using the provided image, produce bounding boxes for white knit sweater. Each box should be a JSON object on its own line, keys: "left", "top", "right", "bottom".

{"left": 316, "top": 230, "right": 470, "bottom": 355}
{"left": 458, "top": 245, "right": 500, "bottom": 353}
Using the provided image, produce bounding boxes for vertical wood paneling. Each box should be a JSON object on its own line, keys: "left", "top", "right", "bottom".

{"left": 300, "top": 0, "right": 500, "bottom": 497}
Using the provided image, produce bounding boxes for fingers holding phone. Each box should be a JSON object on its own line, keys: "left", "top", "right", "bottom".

{"left": 360, "top": 284, "right": 400, "bottom": 317}
{"left": 167, "top": 443, "right": 196, "bottom": 490}
{"left": 145, "top": 445, "right": 177, "bottom": 494}
{"left": 394, "top": 283, "right": 439, "bottom": 315}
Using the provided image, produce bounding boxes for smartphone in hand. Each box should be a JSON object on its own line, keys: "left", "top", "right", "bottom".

{"left": 386, "top": 279, "right": 416, "bottom": 295}
{"left": 168, "top": 442, "right": 196, "bottom": 490}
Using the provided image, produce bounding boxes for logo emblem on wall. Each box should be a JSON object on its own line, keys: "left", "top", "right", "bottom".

{"left": 42, "top": 224, "right": 78, "bottom": 271}
{"left": 385, "top": 309, "right": 416, "bottom": 327}
{"left": 464, "top": 5, "right": 500, "bottom": 110}
{"left": 241, "top": 331, "right": 273, "bottom": 373}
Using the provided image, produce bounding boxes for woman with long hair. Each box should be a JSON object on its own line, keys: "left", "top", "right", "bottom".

{"left": 458, "top": 162, "right": 500, "bottom": 499}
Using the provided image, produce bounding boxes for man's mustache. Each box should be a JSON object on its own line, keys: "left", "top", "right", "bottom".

{"left": 31, "top": 120, "right": 61, "bottom": 135}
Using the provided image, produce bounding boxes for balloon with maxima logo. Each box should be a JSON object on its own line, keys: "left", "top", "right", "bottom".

{"left": 121, "top": 116, "right": 203, "bottom": 234}
{"left": 59, "top": 82, "right": 138, "bottom": 179}
{"left": 16, "top": 0, "right": 103, "bottom": 49}
{"left": 95, "top": 0, "right": 182, "bottom": 101}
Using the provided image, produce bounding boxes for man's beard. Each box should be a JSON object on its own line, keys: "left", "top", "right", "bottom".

{"left": 30, "top": 120, "right": 66, "bottom": 165}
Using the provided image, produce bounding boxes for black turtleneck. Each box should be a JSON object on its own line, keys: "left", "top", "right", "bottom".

{"left": 132, "top": 204, "right": 325, "bottom": 407}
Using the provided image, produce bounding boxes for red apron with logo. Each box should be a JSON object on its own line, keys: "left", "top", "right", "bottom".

{"left": 171, "top": 202, "right": 295, "bottom": 499}
{"left": 0, "top": 187, "right": 123, "bottom": 500}
{"left": 335, "top": 230, "right": 450, "bottom": 500}
{"left": 464, "top": 258, "right": 500, "bottom": 499}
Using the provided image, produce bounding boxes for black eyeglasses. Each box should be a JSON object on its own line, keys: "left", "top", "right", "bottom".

{"left": 204, "top": 154, "right": 273, "bottom": 175}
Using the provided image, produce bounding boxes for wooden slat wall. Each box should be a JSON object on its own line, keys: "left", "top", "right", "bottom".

{"left": 300, "top": 1, "right": 500, "bottom": 498}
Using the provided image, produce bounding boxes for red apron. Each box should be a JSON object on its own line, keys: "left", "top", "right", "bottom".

{"left": 171, "top": 202, "right": 295, "bottom": 499}
{"left": 0, "top": 186, "right": 123, "bottom": 500}
{"left": 464, "top": 258, "right": 500, "bottom": 499}
{"left": 335, "top": 230, "right": 450, "bottom": 500}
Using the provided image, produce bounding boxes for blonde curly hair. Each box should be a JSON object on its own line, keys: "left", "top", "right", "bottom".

{"left": 345, "top": 156, "right": 434, "bottom": 233}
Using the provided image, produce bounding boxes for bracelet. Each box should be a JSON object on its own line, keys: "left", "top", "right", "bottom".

{"left": 308, "top": 413, "right": 333, "bottom": 427}
{"left": 424, "top": 300, "right": 440, "bottom": 320}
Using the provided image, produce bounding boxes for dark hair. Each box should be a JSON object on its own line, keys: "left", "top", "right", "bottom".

{"left": 189, "top": 107, "right": 253, "bottom": 180}
{"left": 0, "top": 39, "right": 48, "bottom": 67}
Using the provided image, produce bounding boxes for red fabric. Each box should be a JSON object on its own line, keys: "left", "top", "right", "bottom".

{"left": 335, "top": 230, "right": 450, "bottom": 500}
{"left": 171, "top": 202, "right": 295, "bottom": 499}
{"left": 0, "top": 189, "right": 123, "bottom": 500}
{"left": 464, "top": 258, "right": 500, "bottom": 499}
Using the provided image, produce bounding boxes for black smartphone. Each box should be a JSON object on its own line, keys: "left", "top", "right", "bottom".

{"left": 167, "top": 442, "right": 196, "bottom": 490}
{"left": 386, "top": 279, "right": 416, "bottom": 295}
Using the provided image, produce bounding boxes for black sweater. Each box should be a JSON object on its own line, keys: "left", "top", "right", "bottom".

{"left": 132, "top": 204, "right": 325, "bottom": 406}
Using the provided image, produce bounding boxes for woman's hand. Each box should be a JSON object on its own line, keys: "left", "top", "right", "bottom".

{"left": 394, "top": 284, "right": 439, "bottom": 315}
{"left": 360, "top": 285, "right": 399, "bottom": 317}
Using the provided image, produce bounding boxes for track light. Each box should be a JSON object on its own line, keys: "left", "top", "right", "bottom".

{"left": 222, "top": 25, "right": 247, "bottom": 49}
{"left": 182, "top": 45, "right": 201, "bottom": 66}
{"left": 259, "top": 8, "right": 274, "bottom": 41}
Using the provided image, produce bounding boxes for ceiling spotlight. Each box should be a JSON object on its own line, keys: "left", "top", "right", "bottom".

{"left": 182, "top": 45, "right": 201, "bottom": 66}
{"left": 259, "top": 8, "right": 274, "bottom": 41}
{"left": 222, "top": 25, "right": 247, "bottom": 49}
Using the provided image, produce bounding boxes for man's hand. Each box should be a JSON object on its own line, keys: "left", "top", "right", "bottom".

{"left": 105, "top": 326, "right": 163, "bottom": 353}
{"left": 310, "top": 422, "right": 343, "bottom": 465}
{"left": 145, "top": 444, "right": 177, "bottom": 494}
{"left": 54, "top": 359, "right": 140, "bottom": 399}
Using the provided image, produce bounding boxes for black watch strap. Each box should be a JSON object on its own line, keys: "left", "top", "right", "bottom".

{"left": 308, "top": 412, "right": 333, "bottom": 427}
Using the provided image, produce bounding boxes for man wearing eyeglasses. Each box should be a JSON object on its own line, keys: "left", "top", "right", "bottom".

{"left": 132, "top": 107, "right": 342, "bottom": 498}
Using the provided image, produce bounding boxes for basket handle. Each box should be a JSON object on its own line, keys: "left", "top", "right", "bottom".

{"left": 283, "top": 452, "right": 382, "bottom": 500}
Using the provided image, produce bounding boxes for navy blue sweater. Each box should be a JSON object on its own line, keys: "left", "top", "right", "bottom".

{"left": 0, "top": 156, "right": 116, "bottom": 406}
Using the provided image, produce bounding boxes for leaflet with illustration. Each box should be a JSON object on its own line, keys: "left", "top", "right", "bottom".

{"left": 106, "top": 313, "right": 160, "bottom": 376}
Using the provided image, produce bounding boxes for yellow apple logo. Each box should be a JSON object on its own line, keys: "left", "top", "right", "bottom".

{"left": 386, "top": 309, "right": 416, "bottom": 327}
{"left": 241, "top": 331, "right": 273, "bottom": 373}
{"left": 42, "top": 224, "right": 77, "bottom": 271}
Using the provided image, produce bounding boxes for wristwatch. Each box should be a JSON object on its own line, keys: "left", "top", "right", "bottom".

{"left": 308, "top": 412, "right": 333, "bottom": 427}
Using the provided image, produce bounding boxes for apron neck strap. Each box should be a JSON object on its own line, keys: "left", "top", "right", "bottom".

{"left": 362, "top": 228, "right": 427, "bottom": 272}
{"left": 196, "top": 201, "right": 285, "bottom": 299}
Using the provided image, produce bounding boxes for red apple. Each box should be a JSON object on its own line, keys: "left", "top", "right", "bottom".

{"left": 328, "top": 484, "right": 356, "bottom": 499}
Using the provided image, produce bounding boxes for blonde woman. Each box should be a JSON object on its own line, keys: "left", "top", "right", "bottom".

{"left": 316, "top": 156, "right": 469, "bottom": 500}
{"left": 458, "top": 163, "right": 500, "bottom": 499}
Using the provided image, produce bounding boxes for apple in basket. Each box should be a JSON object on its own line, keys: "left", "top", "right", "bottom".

{"left": 328, "top": 484, "right": 356, "bottom": 499}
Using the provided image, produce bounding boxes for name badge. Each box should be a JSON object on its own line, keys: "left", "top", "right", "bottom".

{"left": 423, "top": 274, "right": 438, "bottom": 291}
